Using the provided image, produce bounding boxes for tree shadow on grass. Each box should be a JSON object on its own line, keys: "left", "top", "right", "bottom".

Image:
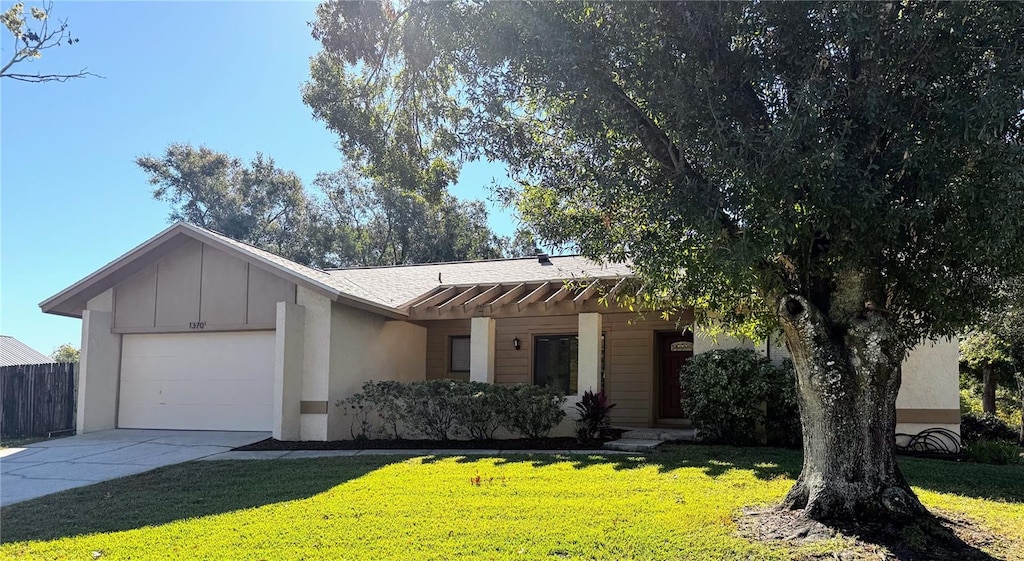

{"left": 419, "top": 444, "right": 802, "bottom": 482}
{"left": 420, "top": 443, "right": 1024, "bottom": 503}
{"left": 0, "top": 456, "right": 398, "bottom": 544}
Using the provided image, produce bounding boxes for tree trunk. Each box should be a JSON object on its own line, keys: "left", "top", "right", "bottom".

{"left": 776, "top": 294, "right": 927, "bottom": 522}
{"left": 982, "top": 363, "right": 997, "bottom": 415}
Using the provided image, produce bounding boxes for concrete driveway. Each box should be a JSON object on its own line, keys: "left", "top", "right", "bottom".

{"left": 1, "top": 429, "right": 268, "bottom": 506}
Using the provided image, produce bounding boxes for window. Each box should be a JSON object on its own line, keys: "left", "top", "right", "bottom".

{"left": 449, "top": 336, "right": 471, "bottom": 373}
{"left": 533, "top": 334, "right": 578, "bottom": 395}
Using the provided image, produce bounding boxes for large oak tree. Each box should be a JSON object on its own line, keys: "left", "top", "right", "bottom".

{"left": 306, "top": 1, "right": 1024, "bottom": 522}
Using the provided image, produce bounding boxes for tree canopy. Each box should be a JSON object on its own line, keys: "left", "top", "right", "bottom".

{"left": 305, "top": 0, "right": 1024, "bottom": 522}
{"left": 137, "top": 143, "right": 530, "bottom": 268}
{"left": 307, "top": 0, "right": 1024, "bottom": 343}
{"left": 51, "top": 343, "right": 79, "bottom": 363}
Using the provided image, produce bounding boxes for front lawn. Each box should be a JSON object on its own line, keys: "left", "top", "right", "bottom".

{"left": 2, "top": 446, "right": 1021, "bottom": 560}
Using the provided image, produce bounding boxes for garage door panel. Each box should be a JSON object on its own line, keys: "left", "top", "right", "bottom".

{"left": 119, "top": 379, "right": 274, "bottom": 407}
{"left": 118, "top": 404, "right": 273, "bottom": 432}
{"left": 120, "top": 355, "right": 272, "bottom": 382}
{"left": 118, "top": 332, "right": 274, "bottom": 431}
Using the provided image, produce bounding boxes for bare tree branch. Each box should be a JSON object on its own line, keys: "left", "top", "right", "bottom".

{"left": 1, "top": 2, "right": 99, "bottom": 82}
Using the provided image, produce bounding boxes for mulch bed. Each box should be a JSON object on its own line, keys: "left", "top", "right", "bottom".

{"left": 235, "top": 431, "right": 624, "bottom": 452}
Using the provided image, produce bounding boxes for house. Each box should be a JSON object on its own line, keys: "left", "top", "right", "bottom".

{"left": 40, "top": 222, "right": 961, "bottom": 441}
{"left": 0, "top": 335, "right": 53, "bottom": 367}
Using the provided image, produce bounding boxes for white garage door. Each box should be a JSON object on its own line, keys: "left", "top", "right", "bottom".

{"left": 118, "top": 331, "right": 275, "bottom": 431}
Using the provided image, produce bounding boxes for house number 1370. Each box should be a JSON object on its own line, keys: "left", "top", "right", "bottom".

{"left": 189, "top": 321, "right": 206, "bottom": 330}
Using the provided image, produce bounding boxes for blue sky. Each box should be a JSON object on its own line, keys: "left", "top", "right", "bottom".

{"left": 1, "top": 1, "right": 516, "bottom": 356}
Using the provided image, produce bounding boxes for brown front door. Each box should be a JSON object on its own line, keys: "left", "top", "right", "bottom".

{"left": 658, "top": 331, "right": 694, "bottom": 419}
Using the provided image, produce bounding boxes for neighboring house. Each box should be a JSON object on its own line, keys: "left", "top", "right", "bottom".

{"left": 40, "top": 222, "right": 960, "bottom": 441}
{"left": 0, "top": 335, "right": 53, "bottom": 367}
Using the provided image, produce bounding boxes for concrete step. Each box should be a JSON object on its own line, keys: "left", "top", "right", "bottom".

{"left": 621, "top": 428, "right": 696, "bottom": 442}
{"left": 603, "top": 438, "right": 663, "bottom": 452}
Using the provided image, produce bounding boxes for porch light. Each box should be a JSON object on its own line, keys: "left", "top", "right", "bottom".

{"left": 513, "top": 337, "right": 521, "bottom": 350}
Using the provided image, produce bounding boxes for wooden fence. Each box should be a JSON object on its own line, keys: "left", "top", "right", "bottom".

{"left": 1, "top": 362, "right": 76, "bottom": 439}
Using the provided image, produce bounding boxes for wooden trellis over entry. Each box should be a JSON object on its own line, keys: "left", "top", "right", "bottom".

{"left": 402, "top": 277, "right": 632, "bottom": 320}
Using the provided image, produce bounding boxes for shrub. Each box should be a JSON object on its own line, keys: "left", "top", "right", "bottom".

{"left": 337, "top": 392, "right": 375, "bottom": 440}
{"left": 500, "top": 384, "right": 567, "bottom": 439}
{"left": 453, "top": 382, "right": 508, "bottom": 440}
{"left": 574, "top": 390, "right": 616, "bottom": 443}
{"left": 960, "top": 413, "right": 1018, "bottom": 444}
{"left": 679, "top": 349, "right": 799, "bottom": 447}
{"left": 963, "top": 438, "right": 1021, "bottom": 465}
{"left": 402, "top": 380, "right": 463, "bottom": 440}
{"left": 335, "top": 379, "right": 570, "bottom": 441}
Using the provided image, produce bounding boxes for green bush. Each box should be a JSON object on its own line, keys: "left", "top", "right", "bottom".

{"left": 453, "top": 382, "right": 508, "bottom": 440}
{"left": 679, "top": 349, "right": 799, "bottom": 447}
{"left": 336, "top": 392, "right": 376, "bottom": 440}
{"left": 402, "top": 380, "right": 464, "bottom": 441}
{"left": 963, "top": 438, "right": 1021, "bottom": 465}
{"left": 960, "top": 413, "right": 1019, "bottom": 445}
{"left": 499, "top": 384, "right": 567, "bottom": 439}
{"left": 362, "top": 380, "right": 407, "bottom": 439}
{"left": 336, "top": 380, "right": 568, "bottom": 441}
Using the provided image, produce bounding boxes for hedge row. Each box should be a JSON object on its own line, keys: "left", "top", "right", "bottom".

{"left": 336, "top": 380, "right": 567, "bottom": 441}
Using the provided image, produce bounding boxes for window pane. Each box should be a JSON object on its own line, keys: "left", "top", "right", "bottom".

{"left": 533, "top": 335, "right": 578, "bottom": 394}
{"left": 450, "top": 336, "right": 470, "bottom": 372}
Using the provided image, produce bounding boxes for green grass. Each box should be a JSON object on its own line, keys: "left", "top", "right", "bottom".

{"left": 0, "top": 435, "right": 68, "bottom": 449}
{"left": 1, "top": 446, "right": 1022, "bottom": 560}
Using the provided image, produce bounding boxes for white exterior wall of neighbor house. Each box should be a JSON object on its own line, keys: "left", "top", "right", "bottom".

{"left": 896, "top": 337, "right": 961, "bottom": 438}
{"left": 756, "top": 335, "right": 961, "bottom": 437}
{"left": 325, "top": 302, "right": 427, "bottom": 440}
{"left": 76, "top": 289, "right": 121, "bottom": 434}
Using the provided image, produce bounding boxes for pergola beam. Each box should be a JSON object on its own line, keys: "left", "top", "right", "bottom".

{"left": 572, "top": 280, "right": 602, "bottom": 309}
{"left": 410, "top": 286, "right": 459, "bottom": 312}
{"left": 461, "top": 284, "right": 504, "bottom": 312}
{"left": 516, "top": 281, "right": 551, "bottom": 311}
{"left": 483, "top": 283, "right": 526, "bottom": 313}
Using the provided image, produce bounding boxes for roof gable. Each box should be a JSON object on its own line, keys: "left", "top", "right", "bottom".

{"left": 39, "top": 222, "right": 404, "bottom": 319}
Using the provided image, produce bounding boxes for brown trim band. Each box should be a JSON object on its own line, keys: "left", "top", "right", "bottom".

{"left": 300, "top": 401, "right": 328, "bottom": 414}
{"left": 895, "top": 409, "right": 960, "bottom": 424}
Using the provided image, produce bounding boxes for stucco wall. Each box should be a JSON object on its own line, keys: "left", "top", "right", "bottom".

{"left": 77, "top": 309, "right": 121, "bottom": 433}
{"left": 327, "top": 302, "right": 427, "bottom": 440}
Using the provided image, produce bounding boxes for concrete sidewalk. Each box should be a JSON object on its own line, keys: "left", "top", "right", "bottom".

{"left": 201, "top": 448, "right": 638, "bottom": 460}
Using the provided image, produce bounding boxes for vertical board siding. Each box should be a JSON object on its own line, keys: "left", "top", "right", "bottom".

{"left": 422, "top": 310, "right": 694, "bottom": 428}
{"left": 112, "top": 241, "right": 296, "bottom": 331}
{"left": 423, "top": 320, "right": 472, "bottom": 381}
{"left": 1, "top": 363, "right": 76, "bottom": 438}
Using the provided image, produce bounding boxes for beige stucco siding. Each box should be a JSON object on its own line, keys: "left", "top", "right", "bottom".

{"left": 111, "top": 240, "right": 295, "bottom": 332}
{"left": 327, "top": 303, "right": 427, "bottom": 439}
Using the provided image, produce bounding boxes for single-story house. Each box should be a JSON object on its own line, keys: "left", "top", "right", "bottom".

{"left": 0, "top": 335, "right": 53, "bottom": 367}
{"left": 40, "top": 222, "right": 960, "bottom": 441}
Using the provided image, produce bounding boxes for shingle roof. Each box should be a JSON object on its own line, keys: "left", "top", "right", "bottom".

{"left": 41, "top": 220, "right": 634, "bottom": 320}
{"left": 324, "top": 256, "right": 633, "bottom": 309}
{"left": 0, "top": 336, "right": 52, "bottom": 367}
